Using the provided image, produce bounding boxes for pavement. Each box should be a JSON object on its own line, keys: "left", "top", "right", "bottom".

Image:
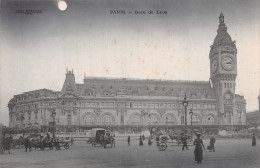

{"left": 0, "top": 139, "right": 259, "bottom": 168}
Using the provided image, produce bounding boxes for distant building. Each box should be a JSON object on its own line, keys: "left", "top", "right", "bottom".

{"left": 8, "top": 13, "right": 246, "bottom": 132}
{"left": 247, "top": 95, "right": 260, "bottom": 127}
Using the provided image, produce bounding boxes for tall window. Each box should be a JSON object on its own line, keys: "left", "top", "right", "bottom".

{"left": 67, "top": 115, "right": 72, "bottom": 125}
{"left": 181, "top": 115, "right": 184, "bottom": 124}
{"left": 227, "top": 113, "right": 231, "bottom": 124}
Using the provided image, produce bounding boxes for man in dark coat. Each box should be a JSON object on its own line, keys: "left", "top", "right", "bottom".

{"left": 139, "top": 135, "right": 144, "bottom": 146}
{"left": 127, "top": 135, "right": 130, "bottom": 146}
{"left": 209, "top": 136, "right": 216, "bottom": 152}
{"left": 24, "top": 136, "right": 31, "bottom": 152}
{"left": 252, "top": 133, "right": 256, "bottom": 146}
{"left": 181, "top": 134, "right": 189, "bottom": 151}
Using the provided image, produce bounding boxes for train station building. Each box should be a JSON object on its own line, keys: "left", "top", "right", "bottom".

{"left": 8, "top": 13, "right": 247, "bottom": 132}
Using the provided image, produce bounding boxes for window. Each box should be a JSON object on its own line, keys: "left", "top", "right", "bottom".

{"left": 206, "top": 116, "right": 214, "bottom": 125}
{"left": 227, "top": 113, "right": 231, "bottom": 124}
{"left": 84, "top": 115, "right": 95, "bottom": 125}
{"left": 238, "top": 111, "right": 242, "bottom": 119}
{"left": 103, "top": 115, "right": 113, "bottom": 125}
{"left": 192, "top": 116, "right": 200, "bottom": 125}
{"left": 147, "top": 115, "right": 158, "bottom": 124}
{"left": 165, "top": 115, "right": 176, "bottom": 125}
{"left": 131, "top": 115, "right": 141, "bottom": 125}
{"left": 181, "top": 115, "right": 184, "bottom": 124}
{"left": 67, "top": 115, "right": 72, "bottom": 125}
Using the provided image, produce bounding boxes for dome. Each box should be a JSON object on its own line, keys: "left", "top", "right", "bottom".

{"left": 213, "top": 30, "right": 232, "bottom": 46}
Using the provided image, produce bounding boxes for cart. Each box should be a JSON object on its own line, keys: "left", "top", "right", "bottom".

{"left": 87, "top": 128, "right": 111, "bottom": 147}
{"left": 157, "top": 133, "right": 193, "bottom": 151}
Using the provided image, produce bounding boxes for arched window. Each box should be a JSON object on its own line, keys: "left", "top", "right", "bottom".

{"left": 165, "top": 114, "right": 176, "bottom": 125}
{"left": 147, "top": 115, "right": 158, "bottom": 125}
{"left": 131, "top": 115, "right": 141, "bottom": 125}
{"left": 192, "top": 116, "right": 200, "bottom": 125}
{"left": 103, "top": 115, "right": 113, "bottom": 125}
{"left": 84, "top": 115, "right": 95, "bottom": 125}
{"left": 206, "top": 116, "right": 215, "bottom": 125}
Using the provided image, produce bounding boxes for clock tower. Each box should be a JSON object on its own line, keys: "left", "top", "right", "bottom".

{"left": 209, "top": 13, "right": 237, "bottom": 125}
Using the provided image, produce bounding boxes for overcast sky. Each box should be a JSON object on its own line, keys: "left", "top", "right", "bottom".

{"left": 1, "top": 0, "right": 259, "bottom": 126}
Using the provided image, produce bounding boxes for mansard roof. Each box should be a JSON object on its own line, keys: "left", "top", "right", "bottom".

{"left": 79, "top": 77, "right": 216, "bottom": 99}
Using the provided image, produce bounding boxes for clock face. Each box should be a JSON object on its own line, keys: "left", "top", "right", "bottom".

{"left": 222, "top": 56, "right": 234, "bottom": 71}
{"left": 211, "top": 59, "right": 218, "bottom": 73}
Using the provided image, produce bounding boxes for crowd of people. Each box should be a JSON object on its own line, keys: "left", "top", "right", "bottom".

{"left": 0, "top": 130, "right": 258, "bottom": 165}
{"left": 0, "top": 132, "right": 74, "bottom": 154}
{"left": 98, "top": 133, "right": 116, "bottom": 148}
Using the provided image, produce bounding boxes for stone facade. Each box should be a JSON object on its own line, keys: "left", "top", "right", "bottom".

{"left": 8, "top": 14, "right": 247, "bottom": 130}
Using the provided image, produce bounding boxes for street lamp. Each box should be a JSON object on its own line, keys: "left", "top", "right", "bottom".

{"left": 182, "top": 94, "right": 189, "bottom": 131}
{"left": 166, "top": 117, "right": 168, "bottom": 133}
{"left": 189, "top": 109, "right": 193, "bottom": 126}
{"left": 50, "top": 110, "right": 56, "bottom": 139}
{"left": 189, "top": 109, "right": 193, "bottom": 137}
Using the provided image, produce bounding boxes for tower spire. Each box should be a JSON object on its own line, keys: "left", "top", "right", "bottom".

{"left": 219, "top": 12, "right": 224, "bottom": 24}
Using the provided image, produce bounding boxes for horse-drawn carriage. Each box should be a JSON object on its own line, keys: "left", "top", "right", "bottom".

{"left": 157, "top": 132, "right": 193, "bottom": 151}
{"left": 87, "top": 128, "right": 114, "bottom": 148}
{"left": 31, "top": 139, "right": 70, "bottom": 150}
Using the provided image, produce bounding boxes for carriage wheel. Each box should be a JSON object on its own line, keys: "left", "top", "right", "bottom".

{"left": 64, "top": 143, "right": 69, "bottom": 149}
{"left": 158, "top": 142, "right": 167, "bottom": 151}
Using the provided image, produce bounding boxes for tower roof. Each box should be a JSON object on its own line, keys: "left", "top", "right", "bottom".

{"left": 213, "top": 13, "right": 233, "bottom": 46}
{"left": 61, "top": 69, "right": 77, "bottom": 93}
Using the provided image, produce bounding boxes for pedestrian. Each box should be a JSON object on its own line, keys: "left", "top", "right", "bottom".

{"left": 148, "top": 136, "right": 152, "bottom": 146}
{"left": 182, "top": 134, "right": 189, "bottom": 151}
{"left": 209, "top": 136, "right": 216, "bottom": 152}
{"left": 127, "top": 135, "right": 130, "bottom": 146}
{"left": 139, "top": 135, "right": 143, "bottom": 146}
{"left": 71, "top": 137, "right": 74, "bottom": 145}
{"left": 142, "top": 134, "right": 145, "bottom": 141}
{"left": 252, "top": 133, "right": 256, "bottom": 146}
{"left": 24, "top": 136, "right": 31, "bottom": 152}
{"left": 156, "top": 134, "right": 160, "bottom": 146}
{"left": 193, "top": 133, "right": 205, "bottom": 164}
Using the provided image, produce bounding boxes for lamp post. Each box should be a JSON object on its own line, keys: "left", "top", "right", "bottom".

{"left": 189, "top": 109, "right": 193, "bottom": 138}
{"left": 50, "top": 110, "right": 56, "bottom": 139}
{"left": 166, "top": 117, "right": 168, "bottom": 134}
{"left": 182, "top": 94, "right": 189, "bottom": 131}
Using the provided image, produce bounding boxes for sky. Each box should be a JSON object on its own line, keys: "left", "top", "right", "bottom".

{"left": 0, "top": 0, "right": 259, "bottom": 126}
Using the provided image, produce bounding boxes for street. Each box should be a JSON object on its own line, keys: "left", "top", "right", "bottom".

{"left": 0, "top": 139, "right": 259, "bottom": 168}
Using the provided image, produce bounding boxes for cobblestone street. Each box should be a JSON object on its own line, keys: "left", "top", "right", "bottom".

{"left": 0, "top": 139, "right": 259, "bottom": 168}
